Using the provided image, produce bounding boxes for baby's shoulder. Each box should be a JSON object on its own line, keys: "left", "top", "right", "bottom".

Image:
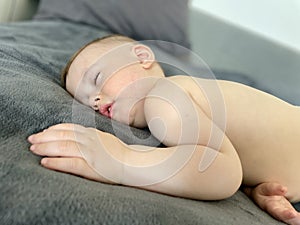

{"left": 145, "top": 76, "right": 192, "bottom": 106}
{"left": 167, "top": 75, "right": 194, "bottom": 86}
{"left": 144, "top": 76, "right": 198, "bottom": 146}
{"left": 147, "top": 75, "right": 192, "bottom": 95}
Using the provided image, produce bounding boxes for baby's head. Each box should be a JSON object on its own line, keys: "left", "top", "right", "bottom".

{"left": 61, "top": 34, "right": 165, "bottom": 128}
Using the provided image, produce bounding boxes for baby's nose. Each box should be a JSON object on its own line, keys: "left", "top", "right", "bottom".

{"left": 90, "top": 95, "right": 101, "bottom": 111}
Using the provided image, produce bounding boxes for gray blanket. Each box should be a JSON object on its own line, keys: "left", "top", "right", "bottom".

{"left": 0, "top": 20, "right": 284, "bottom": 224}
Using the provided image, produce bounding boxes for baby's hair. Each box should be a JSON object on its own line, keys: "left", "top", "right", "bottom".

{"left": 61, "top": 34, "right": 135, "bottom": 88}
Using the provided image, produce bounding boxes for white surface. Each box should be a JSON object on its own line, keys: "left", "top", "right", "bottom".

{"left": 191, "top": 0, "right": 300, "bottom": 52}
{"left": 0, "top": 0, "right": 38, "bottom": 22}
{"left": 0, "top": 0, "right": 12, "bottom": 22}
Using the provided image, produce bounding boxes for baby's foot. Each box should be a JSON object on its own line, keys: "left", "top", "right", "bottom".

{"left": 243, "top": 182, "right": 300, "bottom": 225}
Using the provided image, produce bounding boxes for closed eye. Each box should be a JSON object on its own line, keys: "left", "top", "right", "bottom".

{"left": 94, "top": 72, "right": 102, "bottom": 85}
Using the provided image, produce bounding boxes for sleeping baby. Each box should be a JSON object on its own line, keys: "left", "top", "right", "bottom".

{"left": 28, "top": 34, "right": 300, "bottom": 225}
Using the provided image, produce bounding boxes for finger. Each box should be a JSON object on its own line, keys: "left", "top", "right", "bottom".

{"left": 259, "top": 182, "right": 287, "bottom": 196}
{"left": 281, "top": 209, "right": 298, "bottom": 220}
{"left": 285, "top": 213, "right": 300, "bottom": 225}
{"left": 47, "top": 123, "right": 86, "bottom": 131}
{"left": 30, "top": 141, "right": 83, "bottom": 158}
{"left": 28, "top": 123, "right": 86, "bottom": 143}
{"left": 267, "top": 206, "right": 298, "bottom": 222}
{"left": 28, "top": 129, "right": 79, "bottom": 144}
{"left": 41, "top": 157, "right": 114, "bottom": 184}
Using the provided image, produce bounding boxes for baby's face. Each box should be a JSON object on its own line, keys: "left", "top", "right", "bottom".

{"left": 66, "top": 42, "right": 159, "bottom": 128}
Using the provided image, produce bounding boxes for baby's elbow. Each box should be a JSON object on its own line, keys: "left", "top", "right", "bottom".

{"left": 222, "top": 168, "right": 243, "bottom": 199}
{"left": 214, "top": 144, "right": 243, "bottom": 199}
{"left": 208, "top": 173, "right": 242, "bottom": 200}
{"left": 219, "top": 157, "right": 243, "bottom": 199}
{"left": 200, "top": 154, "right": 243, "bottom": 200}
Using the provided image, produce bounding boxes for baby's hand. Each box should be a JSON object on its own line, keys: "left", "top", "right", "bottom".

{"left": 28, "top": 123, "right": 115, "bottom": 184}
{"left": 243, "top": 182, "right": 300, "bottom": 225}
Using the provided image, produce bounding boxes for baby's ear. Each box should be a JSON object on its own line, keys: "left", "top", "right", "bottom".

{"left": 132, "top": 44, "right": 155, "bottom": 69}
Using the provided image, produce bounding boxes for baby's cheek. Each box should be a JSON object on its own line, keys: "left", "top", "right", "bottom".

{"left": 100, "top": 81, "right": 116, "bottom": 97}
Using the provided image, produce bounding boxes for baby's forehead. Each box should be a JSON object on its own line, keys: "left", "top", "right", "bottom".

{"left": 79, "top": 41, "right": 134, "bottom": 63}
{"left": 80, "top": 42, "right": 107, "bottom": 58}
{"left": 71, "top": 43, "right": 106, "bottom": 69}
{"left": 79, "top": 42, "right": 118, "bottom": 60}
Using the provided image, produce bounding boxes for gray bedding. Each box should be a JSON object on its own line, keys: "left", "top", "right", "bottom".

{"left": 0, "top": 20, "right": 284, "bottom": 224}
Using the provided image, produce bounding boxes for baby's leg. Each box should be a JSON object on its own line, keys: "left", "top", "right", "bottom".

{"left": 243, "top": 182, "right": 300, "bottom": 225}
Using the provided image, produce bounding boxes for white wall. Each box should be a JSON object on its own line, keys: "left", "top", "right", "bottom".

{"left": 191, "top": 0, "right": 300, "bottom": 52}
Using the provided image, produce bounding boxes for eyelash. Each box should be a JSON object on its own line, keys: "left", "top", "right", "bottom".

{"left": 94, "top": 72, "right": 101, "bottom": 85}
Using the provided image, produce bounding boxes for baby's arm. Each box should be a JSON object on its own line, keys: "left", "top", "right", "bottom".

{"left": 28, "top": 122, "right": 242, "bottom": 200}
{"left": 140, "top": 84, "right": 242, "bottom": 199}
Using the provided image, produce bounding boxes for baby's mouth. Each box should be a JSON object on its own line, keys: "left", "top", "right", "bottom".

{"left": 99, "top": 103, "right": 114, "bottom": 119}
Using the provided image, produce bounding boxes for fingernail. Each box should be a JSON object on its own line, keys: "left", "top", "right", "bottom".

{"left": 30, "top": 145, "right": 35, "bottom": 151}
{"left": 41, "top": 158, "right": 48, "bottom": 165}
{"left": 28, "top": 135, "right": 34, "bottom": 142}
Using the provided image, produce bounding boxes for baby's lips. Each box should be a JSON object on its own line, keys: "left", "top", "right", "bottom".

{"left": 99, "top": 102, "right": 113, "bottom": 118}
{"left": 108, "top": 103, "right": 113, "bottom": 119}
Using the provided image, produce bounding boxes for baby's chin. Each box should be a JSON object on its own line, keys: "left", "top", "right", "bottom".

{"left": 111, "top": 101, "right": 147, "bottom": 128}
{"left": 131, "top": 120, "right": 148, "bottom": 129}
{"left": 126, "top": 113, "right": 147, "bottom": 129}
{"left": 110, "top": 111, "right": 146, "bottom": 129}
